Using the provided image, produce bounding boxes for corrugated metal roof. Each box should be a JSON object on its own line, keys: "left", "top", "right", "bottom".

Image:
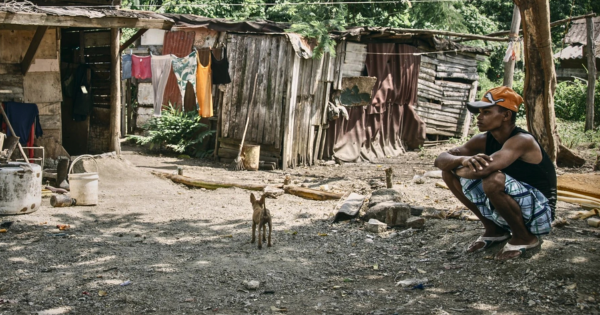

{"left": 554, "top": 45, "right": 584, "bottom": 59}
{"left": 564, "top": 16, "right": 600, "bottom": 45}
{"left": 555, "top": 43, "right": 600, "bottom": 60}
{"left": 0, "top": 3, "right": 173, "bottom": 29}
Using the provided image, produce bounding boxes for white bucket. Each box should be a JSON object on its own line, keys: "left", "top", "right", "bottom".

{"left": 68, "top": 155, "right": 99, "bottom": 206}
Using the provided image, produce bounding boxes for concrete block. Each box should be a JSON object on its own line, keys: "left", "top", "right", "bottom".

{"left": 137, "top": 82, "right": 154, "bottom": 105}
{"left": 136, "top": 107, "right": 154, "bottom": 129}
{"left": 385, "top": 203, "right": 411, "bottom": 227}
{"left": 365, "top": 219, "right": 387, "bottom": 233}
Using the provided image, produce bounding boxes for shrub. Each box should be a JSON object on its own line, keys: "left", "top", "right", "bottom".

{"left": 557, "top": 118, "right": 600, "bottom": 149}
{"left": 127, "top": 105, "right": 214, "bottom": 156}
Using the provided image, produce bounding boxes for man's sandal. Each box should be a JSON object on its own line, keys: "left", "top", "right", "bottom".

{"left": 494, "top": 238, "right": 540, "bottom": 261}
{"left": 466, "top": 234, "right": 511, "bottom": 253}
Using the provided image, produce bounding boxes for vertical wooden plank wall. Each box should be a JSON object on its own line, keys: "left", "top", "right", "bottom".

{"left": 217, "top": 34, "right": 339, "bottom": 169}
{"left": 0, "top": 28, "right": 62, "bottom": 145}
{"left": 218, "top": 34, "right": 293, "bottom": 166}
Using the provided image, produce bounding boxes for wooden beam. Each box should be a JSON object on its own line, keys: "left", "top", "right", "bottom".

{"left": 485, "top": 12, "right": 597, "bottom": 38}
{"left": 119, "top": 28, "right": 147, "bottom": 53}
{"left": 109, "top": 28, "right": 121, "bottom": 154}
{"left": 585, "top": 15, "right": 596, "bottom": 131}
{"left": 0, "top": 12, "right": 173, "bottom": 30}
{"left": 503, "top": 5, "right": 521, "bottom": 88}
{"left": 359, "top": 27, "right": 511, "bottom": 42}
{"left": 21, "top": 26, "right": 48, "bottom": 74}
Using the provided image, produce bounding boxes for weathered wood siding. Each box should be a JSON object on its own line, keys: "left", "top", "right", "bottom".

{"left": 0, "top": 27, "right": 62, "bottom": 144}
{"left": 415, "top": 53, "right": 479, "bottom": 137}
{"left": 217, "top": 33, "right": 334, "bottom": 169}
{"left": 218, "top": 34, "right": 292, "bottom": 165}
{"left": 287, "top": 51, "right": 333, "bottom": 167}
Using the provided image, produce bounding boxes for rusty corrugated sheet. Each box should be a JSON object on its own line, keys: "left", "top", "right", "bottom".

{"left": 564, "top": 16, "right": 600, "bottom": 45}
{"left": 162, "top": 31, "right": 195, "bottom": 110}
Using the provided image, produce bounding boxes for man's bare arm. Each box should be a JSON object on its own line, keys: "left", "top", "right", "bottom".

{"left": 434, "top": 134, "right": 487, "bottom": 172}
{"left": 455, "top": 134, "right": 534, "bottom": 179}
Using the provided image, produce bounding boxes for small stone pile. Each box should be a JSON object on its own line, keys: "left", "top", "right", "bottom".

{"left": 362, "top": 188, "right": 425, "bottom": 233}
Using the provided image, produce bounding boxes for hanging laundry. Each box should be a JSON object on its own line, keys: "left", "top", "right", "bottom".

{"left": 122, "top": 54, "right": 132, "bottom": 80}
{"left": 1, "top": 102, "right": 43, "bottom": 158}
{"left": 72, "top": 63, "right": 93, "bottom": 121}
{"left": 211, "top": 47, "right": 231, "bottom": 85}
{"left": 512, "top": 40, "right": 522, "bottom": 62}
{"left": 503, "top": 40, "right": 522, "bottom": 63}
{"left": 171, "top": 50, "right": 198, "bottom": 108}
{"left": 132, "top": 54, "right": 152, "bottom": 79}
{"left": 151, "top": 55, "right": 172, "bottom": 116}
{"left": 197, "top": 50, "right": 213, "bottom": 118}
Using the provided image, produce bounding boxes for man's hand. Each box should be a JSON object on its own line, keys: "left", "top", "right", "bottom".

{"left": 460, "top": 153, "right": 493, "bottom": 172}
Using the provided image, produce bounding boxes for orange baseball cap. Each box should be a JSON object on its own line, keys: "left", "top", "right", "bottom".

{"left": 466, "top": 86, "right": 524, "bottom": 114}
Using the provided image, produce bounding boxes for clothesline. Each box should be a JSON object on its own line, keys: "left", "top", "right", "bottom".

{"left": 364, "top": 49, "right": 478, "bottom": 56}
{"left": 60, "top": 0, "right": 499, "bottom": 8}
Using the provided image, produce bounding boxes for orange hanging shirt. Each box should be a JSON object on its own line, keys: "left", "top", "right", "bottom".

{"left": 196, "top": 51, "right": 213, "bottom": 117}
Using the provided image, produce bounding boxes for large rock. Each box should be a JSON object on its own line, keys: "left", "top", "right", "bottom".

{"left": 410, "top": 206, "right": 424, "bottom": 216}
{"left": 368, "top": 194, "right": 398, "bottom": 207}
{"left": 385, "top": 203, "right": 411, "bottom": 227}
{"left": 365, "top": 219, "right": 387, "bottom": 233}
{"left": 406, "top": 217, "right": 426, "bottom": 229}
{"left": 363, "top": 201, "right": 409, "bottom": 224}
{"left": 371, "top": 188, "right": 400, "bottom": 197}
{"left": 368, "top": 189, "right": 401, "bottom": 207}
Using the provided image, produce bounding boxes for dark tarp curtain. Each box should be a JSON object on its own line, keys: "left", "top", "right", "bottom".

{"left": 324, "top": 44, "right": 426, "bottom": 162}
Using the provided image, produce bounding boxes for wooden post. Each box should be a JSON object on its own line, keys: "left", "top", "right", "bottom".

{"left": 462, "top": 81, "right": 478, "bottom": 138}
{"left": 21, "top": 26, "right": 48, "bottom": 74}
{"left": 503, "top": 5, "right": 521, "bottom": 88}
{"left": 109, "top": 28, "right": 121, "bottom": 154}
{"left": 79, "top": 30, "right": 85, "bottom": 64}
{"left": 0, "top": 106, "right": 29, "bottom": 163}
{"left": 126, "top": 79, "right": 133, "bottom": 134}
{"left": 385, "top": 167, "right": 393, "bottom": 188}
{"left": 121, "top": 80, "right": 127, "bottom": 137}
{"left": 585, "top": 15, "right": 596, "bottom": 131}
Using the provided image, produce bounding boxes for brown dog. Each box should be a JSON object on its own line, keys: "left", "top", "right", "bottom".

{"left": 250, "top": 193, "right": 272, "bottom": 249}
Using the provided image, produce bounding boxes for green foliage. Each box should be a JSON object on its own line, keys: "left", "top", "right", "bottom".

{"left": 553, "top": 78, "right": 600, "bottom": 123}
{"left": 282, "top": 3, "right": 347, "bottom": 58}
{"left": 556, "top": 119, "right": 600, "bottom": 149}
{"left": 127, "top": 106, "right": 215, "bottom": 156}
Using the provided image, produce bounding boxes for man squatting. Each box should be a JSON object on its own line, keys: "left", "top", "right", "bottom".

{"left": 434, "top": 86, "right": 557, "bottom": 261}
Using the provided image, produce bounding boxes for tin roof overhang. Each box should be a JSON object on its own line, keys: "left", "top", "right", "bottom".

{"left": 0, "top": 6, "right": 174, "bottom": 29}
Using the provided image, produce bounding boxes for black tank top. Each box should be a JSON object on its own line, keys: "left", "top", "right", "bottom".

{"left": 485, "top": 127, "right": 557, "bottom": 219}
{"left": 211, "top": 48, "right": 231, "bottom": 85}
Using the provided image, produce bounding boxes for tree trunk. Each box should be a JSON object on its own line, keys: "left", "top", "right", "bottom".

{"left": 513, "top": 0, "right": 559, "bottom": 162}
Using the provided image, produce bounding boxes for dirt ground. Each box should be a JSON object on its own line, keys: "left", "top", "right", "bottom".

{"left": 1, "top": 141, "right": 599, "bottom": 315}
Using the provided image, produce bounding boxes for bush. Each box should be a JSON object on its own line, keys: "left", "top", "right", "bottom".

{"left": 127, "top": 105, "right": 214, "bottom": 156}
{"left": 553, "top": 78, "right": 600, "bottom": 123}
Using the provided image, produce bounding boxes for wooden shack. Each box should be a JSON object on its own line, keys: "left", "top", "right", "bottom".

{"left": 0, "top": 1, "right": 172, "bottom": 159}
{"left": 554, "top": 16, "right": 600, "bottom": 81}
{"left": 128, "top": 17, "right": 490, "bottom": 169}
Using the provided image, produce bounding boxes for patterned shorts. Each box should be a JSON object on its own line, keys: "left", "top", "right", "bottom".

{"left": 460, "top": 173, "right": 552, "bottom": 235}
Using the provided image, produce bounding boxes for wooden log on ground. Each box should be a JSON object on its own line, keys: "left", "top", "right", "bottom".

{"left": 152, "top": 171, "right": 280, "bottom": 191}
{"left": 283, "top": 185, "right": 345, "bottom": 201}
